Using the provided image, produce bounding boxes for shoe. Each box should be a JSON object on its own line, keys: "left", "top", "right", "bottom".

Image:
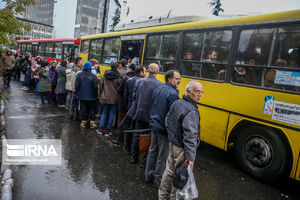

{"left": 65, "top": 106, "right": 69, "bottom": 110}
{"left": 90, "top": 121, "right": 97, "bottom": 129}
{"left": 96, "top": 128, "right": 104, "bottom": 135}
{"left": 103, "top": 130, "right": 112, "bottom": 137}
{"left": 153, "top": 182, "right": 160, "bottom": 189}
{"left": 41, "top": 99, "right": 45, "bottom": 104}
{"left": 140, "top": 162, "right": 145, "bottom": 168}
{"left": 80, "top": 120, "right": 87, "bottom": 128}
{"left": 58, "top": 104, "right": 65, "bottom": 108}
{"left": 130, "top": 157, "right": 137, "bottom": 164}
{"left": 95, "top": 113, "right": 100, "bottom": 118}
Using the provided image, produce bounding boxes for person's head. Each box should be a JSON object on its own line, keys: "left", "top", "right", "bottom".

{"left": 83, "top": 61, "right": 92, "bottom": 72}
{"left": 50, "top": 61, "right": 56, "bottom": 67}
{"left": 41, "top": 60, "right": 48, "bottom": 68}
{"left": 186, "top": 81, "right": 203, "bottom": 103}
{"left": 128, "top": 57, "right": 132, "bottom": 63}
{"left": 208, "top": 50, "right": 218, "bottom": 61}
{"left": 119, "top": 59, "right": 128, "bottom": 68}
{"left": 61, "top": 60, "right": 67, "bottom": 68}
{"left": 165, "top": 70, "right": 181, "bottom": 88}
{"left": 35, "top": 56, "right": 43, "bottom": 62}
{"left": 148, "top": 63, "right": 160, "bottom": 76}
{"left": 25, "top": 54, "right": 30, "bottom": 60}
{"left": 6, "top": 50, "right": 12, "bottom": 56}
{"left": 68, "top": 63, "right": 74, "bottom": 69}
{"left": 127, "top": 63, "right": 136, "bottom": 73}
{"left": 89, "top": 58, "right": 99, "bottom": 67}
{"left": 75, "top": 57, "right": 83, "bottom": 66}
{"left": 111, "top": 61, "right": 119, "bottom": 71}
{"left": 247, "top": 58, "right": 256, "bottom": 65}
{"left": 184, "top": 51, "right": 193, "bottom": 60}
{"left": 22, "top": 54, "right": 25, "bottom": 59}
{"left": 135, "top": 65, "right": 146, "bottom": 77}
{"left": 274, "top": 58, "right": 288, "bottom": 66}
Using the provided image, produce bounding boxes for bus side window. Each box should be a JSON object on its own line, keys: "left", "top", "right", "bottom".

{"left": 90, "top": 39, "right": 102, "bottom": 61}
{"left": 54, "top": 42, "right": 62, "bottom": 59}
{"left": 102, "top": 37, "right": 120, "bottom": 64}
{"left": 80, "top": 40, "right": 90, "bottom": 54}
{"left": 144, "top": 33, "right": 179, "bottom": 72}
{"left": 201, "top": 30, "right": 232, "bottom": 80}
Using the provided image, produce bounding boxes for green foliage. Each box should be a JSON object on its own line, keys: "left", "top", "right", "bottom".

{"left": 0, "top": 0, "right": 36, "bottom": 50}
{"left": 110, "top": 7, "right": 120, "bottom": 32}
{"left": 209, "top": 0, "right": 224, "bottom": 16}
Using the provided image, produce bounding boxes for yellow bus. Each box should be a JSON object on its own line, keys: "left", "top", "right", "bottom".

{"left": 79, "top": 10, "right": 300, "bottom": 182}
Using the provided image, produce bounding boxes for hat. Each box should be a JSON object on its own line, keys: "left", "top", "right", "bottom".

{"left": 89, "top": 58, "right": 99, "bottom": 66}
{"left": 68, "top": 63, "right": 74, "bottom": 69}
{"left": 111, "top": 61, "right": 119, "bottom": 70}
{"left": 128, "top": 63, "right": 136, "bottom": 71}
{"left": 83, "top": 61, "right": 92, "bottom": 71}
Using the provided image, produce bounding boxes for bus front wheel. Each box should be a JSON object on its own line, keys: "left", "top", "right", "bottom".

{"left": 234, "top": 125, "right": 290, "bottom": 182}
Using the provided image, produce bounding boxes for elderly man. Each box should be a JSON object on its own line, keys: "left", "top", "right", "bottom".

{"left": 158, "top": 80, "right": 203, "bottom": 200}
{"left": 127, "top": 63, "right": 162, "bottom": 165}
{"left": 145, "top": 70, "right": 181, "bottom": 189}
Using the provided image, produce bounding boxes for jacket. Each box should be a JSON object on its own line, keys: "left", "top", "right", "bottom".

{"left": 100, "top": 69, "right": 122, "bottom": 104}
{"left": 65, "top": 69, "right": 72, "bottom": 91}
{"left": 96, "top": 73, "right": 102, "bottom": 98}
{"left": 150, "top": 83, "right": 179, "bottom": 134}
{"left": 127, "top": 75, "right": 162, "bottom": 123}
{"left": 3, "top": 55, "right": 15, "bottom": 70}
{"left": 49, "top": 67, "right": 58, "bottom": 85}
{"left": 37, "top": 67, "right": 51, "bottom": 92}
{"left": 55, "top": 66, "right": 67, "bottom": 94}
{"left": 118, "top": 71, "right": 136, "bottom": 112}
{"left": 31, "top": 61, "right": 40, "bottom": 79}
{"left": 124, "top": 74, "right": 143, "bottom": 112}
{"left": 75, "top": 70, "right": 98, "bottom": 101}
{"left": 165, "top": 95, "right": 200, "bottom": 161}
{"left": 70, "top": 65, "right": 82, "bottom": 92}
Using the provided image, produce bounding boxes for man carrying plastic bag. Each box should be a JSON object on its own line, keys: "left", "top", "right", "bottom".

{"left": 158, "top": 80, "right": 203, "bottom": 200}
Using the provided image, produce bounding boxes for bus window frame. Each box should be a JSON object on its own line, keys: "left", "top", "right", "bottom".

{"left": 44, "top": 42, "right": 55, "bottom": 58}
{"left": 88, "top": 38, "right": 103, "bottom": 61}
{"left": 229, "top": 23, "right": 300, "bottom": 95}
{"left": 80, "top": 39, "right": 90, "bottom": 54}
{"left": 101, "top": 36, "right": 120, "bottom": 65}
{"left": 143, "top": 31, "right": 181, "bottom": 72}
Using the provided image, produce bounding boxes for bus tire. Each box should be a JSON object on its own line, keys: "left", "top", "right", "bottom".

{"left": 234, "top": 125, "right": 289, "bottom": 182}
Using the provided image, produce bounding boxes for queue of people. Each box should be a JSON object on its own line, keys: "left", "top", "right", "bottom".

{"left": 1, "top": 52, "right": 204, "bottom": 199}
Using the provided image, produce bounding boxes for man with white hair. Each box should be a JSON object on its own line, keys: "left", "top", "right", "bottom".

{"left": 158, "top": 80, "right": 203, "bottom": 200}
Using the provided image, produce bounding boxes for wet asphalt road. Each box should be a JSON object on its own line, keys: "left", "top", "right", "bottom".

{"left": 3, "top": 80, "right": 300, "bottom": 200}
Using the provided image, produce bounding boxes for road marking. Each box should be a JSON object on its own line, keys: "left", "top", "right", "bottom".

{"left": 5, "top": 93, "right": 34, "bottom": 96}
{"left": 8, "top": 114, "right": 66, "bottom": 119}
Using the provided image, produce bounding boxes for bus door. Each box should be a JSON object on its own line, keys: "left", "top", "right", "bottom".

{"left": 63, "top": 44, "right": 73, "bottom": 61}
{"left": 120, "top": 34, "right": 146, "bottom": 65}
{"left": 32, "top": 42, "right": 38, "bottom": 57}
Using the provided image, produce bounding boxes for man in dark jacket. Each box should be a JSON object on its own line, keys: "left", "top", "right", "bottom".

{"left": 123, "top": 65, "right": 147, "bottom": 153}
{"left": 145, "top": 70, "right": 181, "bottom": 189}
{"left": 97, "top": 61, "right": 122, "bottom": 136}
{"left": 75, "top": 61, "right": 98, "bottom": 129}
{"left": 112, "top": 63, "right": 137, "bottom": 145}
{"left": 127, "top": 63, "right": 162, "bottom": 164}
{"left": 158, "top": 80, "right": 203, "bottom": 200}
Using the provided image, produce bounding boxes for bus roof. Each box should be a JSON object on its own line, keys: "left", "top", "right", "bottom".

{"left": 81, "top": 9, "right": 300, "bottom": 40}
{"left": 16, "top": 38, "right": 81, "bottom": 44}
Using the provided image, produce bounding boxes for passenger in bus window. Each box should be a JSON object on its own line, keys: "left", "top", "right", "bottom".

{"left": 264, "top": 58, "right": 287, "bottom": 89}
{"left": 202, "top": 50, "right": 225, "bottom": 80}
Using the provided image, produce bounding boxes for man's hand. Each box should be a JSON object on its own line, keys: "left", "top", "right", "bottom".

{"left": 185, "top": 160, "right": 194, "bottom": 167}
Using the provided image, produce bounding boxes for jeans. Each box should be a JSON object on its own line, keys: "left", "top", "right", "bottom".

{"left": 145, "top": 131, "right": 169, "bottom": 183}
{"left": 50, "top": 84, "right": 57, "bottom": 103}
{"left": 80, "top": 100, "right": 96, "bottom": 121}
{"left": 40, "top": 92, "right": 50, "bottom": 101}
{"left": 66, "top": 91, "right": 72, "bottom": 107}
{"left": 99, "top": 104, "right": 117, "bottom": 130}
{"left": 57, "top": 94, "right": 66, "bottom": 105}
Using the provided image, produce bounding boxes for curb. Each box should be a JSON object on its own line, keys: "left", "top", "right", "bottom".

{"left": 0, "top": 99, "right": 13, "bottom": 200}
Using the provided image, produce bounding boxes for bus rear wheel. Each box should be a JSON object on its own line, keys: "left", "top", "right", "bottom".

{"left": 234, "top": 125, "right": 290, "bottom": 182}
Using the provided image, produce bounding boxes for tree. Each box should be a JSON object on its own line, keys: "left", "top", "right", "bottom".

{"left": 0, "top": 0, "right": 36, "bottom": 50}
{"left": 209, "top": 0, "right": 224, "bottom": 16}
{"left": 109, "top": 7, "right": 120, "bottom": 32}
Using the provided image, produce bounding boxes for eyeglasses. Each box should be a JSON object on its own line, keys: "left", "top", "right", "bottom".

{"left": 193, "top": 90, "right": 204, "bottom": 95}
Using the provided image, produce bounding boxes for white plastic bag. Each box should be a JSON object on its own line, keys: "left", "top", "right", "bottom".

{"left": 176, "top": 165, "right": 198, "bottom": 200}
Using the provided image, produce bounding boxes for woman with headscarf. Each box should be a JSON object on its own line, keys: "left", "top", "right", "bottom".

{"left": 31, "top": 56, "right": 43, "bottom": 89}
{"left": 37, "top": 60, "right": 51, "bottom": 104}
{"left": 75, "top": 61, "right": 98, "bottom": 129}
{"left": 22, "top": 55, "right": 32, "bottom": 91}
{"left": 55, "top": 60, "right": 67, "bottom": 107}
{"left": 65, "top": 63, "right": 74, "bottom": 109}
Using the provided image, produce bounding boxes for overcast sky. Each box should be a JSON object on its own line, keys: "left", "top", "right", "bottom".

{"left": 123, "top": 0, "right": 300, "bottom": 21}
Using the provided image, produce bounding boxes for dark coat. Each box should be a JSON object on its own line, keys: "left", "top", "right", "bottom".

{"left": 165, "top": 95, "right": 200, "bottom": 161}
{"left": 75, "top": 70, "right": 98, "bottom": 101}
{"left": 127, "top": 75, "right": 162, "bottom": 123}
{"left": 100, "top": 69, "right": 122, "bottom": 104}
{"left": 55, "top": 66, "right": 66, "bottom": 94}
{"left": 119, "top": 71, "right": 136, "bottom": 112}
{"left": 124, "top": 74, "right": 143, "bottom": 112}
{"left": 150, "top": 83, "right": 179, "bottom": 134}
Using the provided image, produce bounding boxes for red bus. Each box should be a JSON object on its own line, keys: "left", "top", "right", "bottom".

{"left": 16, "top": 38, "right": 81, "bottom": 62}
